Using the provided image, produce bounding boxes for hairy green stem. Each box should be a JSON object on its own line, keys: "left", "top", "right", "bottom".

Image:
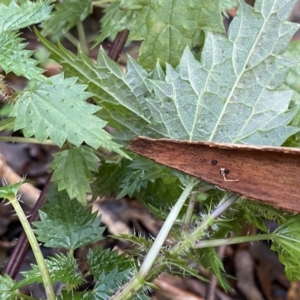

{"left": 138, "top": 178, "right": 196, "bottom": 277}
{"left": 171, "top": 193, "right": 240, "bottom": 253}
{"left": 182, "top": 192, "right": 196, "bottom": 235}
{"left": 10, "top": 196, "right": 55, "bottom": 299}
{"left": 112, "top": 178, "right": 197, "bottom": 300}
{"left": 193, "top": 233, "right": 274, "bottom": 248}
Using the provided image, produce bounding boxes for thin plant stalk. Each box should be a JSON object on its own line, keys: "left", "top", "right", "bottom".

{"left": 193, "top": 233, "right": 273, "bottom": 248}
{"left": 112, "top": 178, "right": 197, "bottom": 300}
{"left": 4, "top": 173, "right": 52, "bottom": 278}
{"left": 8, "top": 193, "right": 55, "bottom": 299}
{"left": 138, "top": 178, "right": 197, "bottom": 277}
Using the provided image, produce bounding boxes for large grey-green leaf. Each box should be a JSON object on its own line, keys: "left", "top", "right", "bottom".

{"left": 11, "top": 73, "right": 127, "bottom": 156}
{"left": 145, "top": 0, "right": 300, "bottom": 145}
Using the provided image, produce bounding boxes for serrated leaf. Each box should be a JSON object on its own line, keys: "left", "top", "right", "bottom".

{"left": 33, "top": 187, "right": 105, "bottom": 250}
{"left": 0, "top": 0, "right": 51, "bottom": 81}
{"left": 87, "top": 248, "right": 134, "bottom": 279}
{"left": 87, "top": 248, "right": 135, "bottom": 300}
{"left": 51, "top": 146, "right": 99, "bottom": 205}
{"left": 282, "top": 40, "right": 300, "bottom": 146}
{"left": 41, "top": 0, "right": 92, "bottom": 40}
{"left": 92, "top": 157, "right": 182, "bottom": 205}
{"left": 0, "top": 275, "right": 18, "bottom": 300}
{"left": 193, "top": 248, "right": 232, "bottom": 291}
{"left": 0, "top": 0, "right": 52, "bottom": 32}
{"left": 11, "top": 73, "right": 128, "bottom": 157}
{"left": 14, "top": 253, "right": 84, "bottom": 291}
{"left": 97, "top": 0, "right": 224, "bottom": 69}
{"left": 145, "top": 0, "right": 300, "bottom": 145}
{"left": 0, "top": 32, "right": 46, "bottom": 81}
{"left": 57, "top": 290, "right": 93, "bottom": 300}
{"left": 34, "top": 28, "right": 153, "bottom": 140}
{"left": 272, "top": 215, "right": 300, "bottom": 281}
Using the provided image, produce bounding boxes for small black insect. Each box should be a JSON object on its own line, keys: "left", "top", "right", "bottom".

{"left": 211, "top": 159, "right": 218, "bottom": 165}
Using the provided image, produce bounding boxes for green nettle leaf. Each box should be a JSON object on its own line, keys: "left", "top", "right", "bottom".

{"left": 0, "top": 275, "right": 18, "bottom": 300}
{"left": 87, "top": 248, "right": 136, "bottom": 300}
{"left": 57, "top": 291, "right": 93, "bottom": 300}
{"left": 51, "top": 146, "right": 99, "bottom": 204}
{"left": 93, "top": 269, "right": 132, "bottom": 300}
{"left": 87, "top": 248, "right": 134, "bottom": 279}
{"left": 0, "top": 0, "right": 52, "bottom": 32}
{"left": 92, "top": 157, "right": 182, "bottom": 205}
{"left": 41, "top": 0, "right": 92, "bottom": 39}
{"left": 0, "top": 0, "right": 52, "bottom": 81}
{"left": 34, "top": 28, "right": 153, "bottom": 141}
{"left": 97, "top": 0, "right": 224, "bottom": 69}
{"left": 272, "top": 215, "right": 300, "bottom": 281}
{"left": 193, "top": 248, "right": 231, "bottom": 291}
{"left": 14, "top": 253, "right": 84, "bottom": 291}
{"left": 11, "top": 73, "right": 127, "bottom": 157}
{"left": 38, "top": 0, "right": 299, "bottom": 146}
{"left": 0, "top": 32, "right": 46, "bottom": 82}
{"left": 145, "top": 0, "right": 300, "bottom": 144}
{"left": 33, "top": 187, "right": 105, "bottom": 251}
{"left": 282, "top": 40, "right": 300, "bottom": 146}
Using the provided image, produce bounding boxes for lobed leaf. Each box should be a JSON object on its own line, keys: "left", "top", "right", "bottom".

{"left": 145, "top": 0, "right": 300, "bottom": 145}
{"left": 0, "top": 0, "right": 52, "bottom": 32}
{"left": 14, "top": 253, "right": 84, "bottom": 291}
{"left": 97, "top": 0, "right": 224, "bottom": 69}
{"left": 51, "top": 146, "right": 99, "bottom": 205}
{"left": 87, "top": 248, "right": 134, "bottom": 279}
{"left": 41, "top": 0, "right": 92, "bottom": 39}
{"left": 272, "top": 215, "right": 300, "bottom": 281}
{"left": 88, "top": 248, "right": 136, "bottom": 299}
{"left": 0, "top": 0, "right": 51, "bottom": 81}
{"left": 0, "top": 32, "right": 46, "bottom": 82}
{"left": 33, "top": 187, "right": 105, "bottom": 251}
{"left": 0, "top": 275, "right": 18, "bottom": 300}
{"left": 35, "top": 28, "right": 153, "bottom": 141}
{"left": 11, "top": 73, "right": 128, "bottom": 157}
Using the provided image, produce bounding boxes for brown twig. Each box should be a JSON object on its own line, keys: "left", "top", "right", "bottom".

{"left": 108, "top": 29, "right": 130, "bottom": 61}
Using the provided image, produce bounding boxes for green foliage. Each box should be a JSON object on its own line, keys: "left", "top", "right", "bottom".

{"left": 282, "top": 40, "right": 300, "bottom": 146}
{"left": 11, "top": 73, "right": 127, "bottom": 157}
{"left": 93, "top": 156, "right": 182, "bottom": 204}
{"left": 88, "top": 248, "right": 133, "bottom": 279}
{"left": 193, "top": 248, "right": 231, "bottom": 291}
{"left": 0, "top": 0, "right": 52, "bottom": 81}
{"left": 14, "top": 253, "right": 84, "bottom": 290}
{"left": 87, "top": 248, "right": 140, "bottom": 299}
{"left": 0, "top": 275, "right": 18, "bottom": 300}
{"left": 97, "top": 0, "right": 224, "bottom": 69}
{"left": 272, "top": 215, "right": 300, "bottom": 281}
{"left": 2, "top": 0, "right": 300, "bottom": 298}
{"left": 33, "top": 187, "right": 105, "bottom": 251}
{"left": 51, "top": 146, "right": 99, "bottom": 204}
{"left": 37, "top": 0, "right": 300, "bottom": 145}
{"left": 41, "top": 0, "right": 92, "bottom": 40}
